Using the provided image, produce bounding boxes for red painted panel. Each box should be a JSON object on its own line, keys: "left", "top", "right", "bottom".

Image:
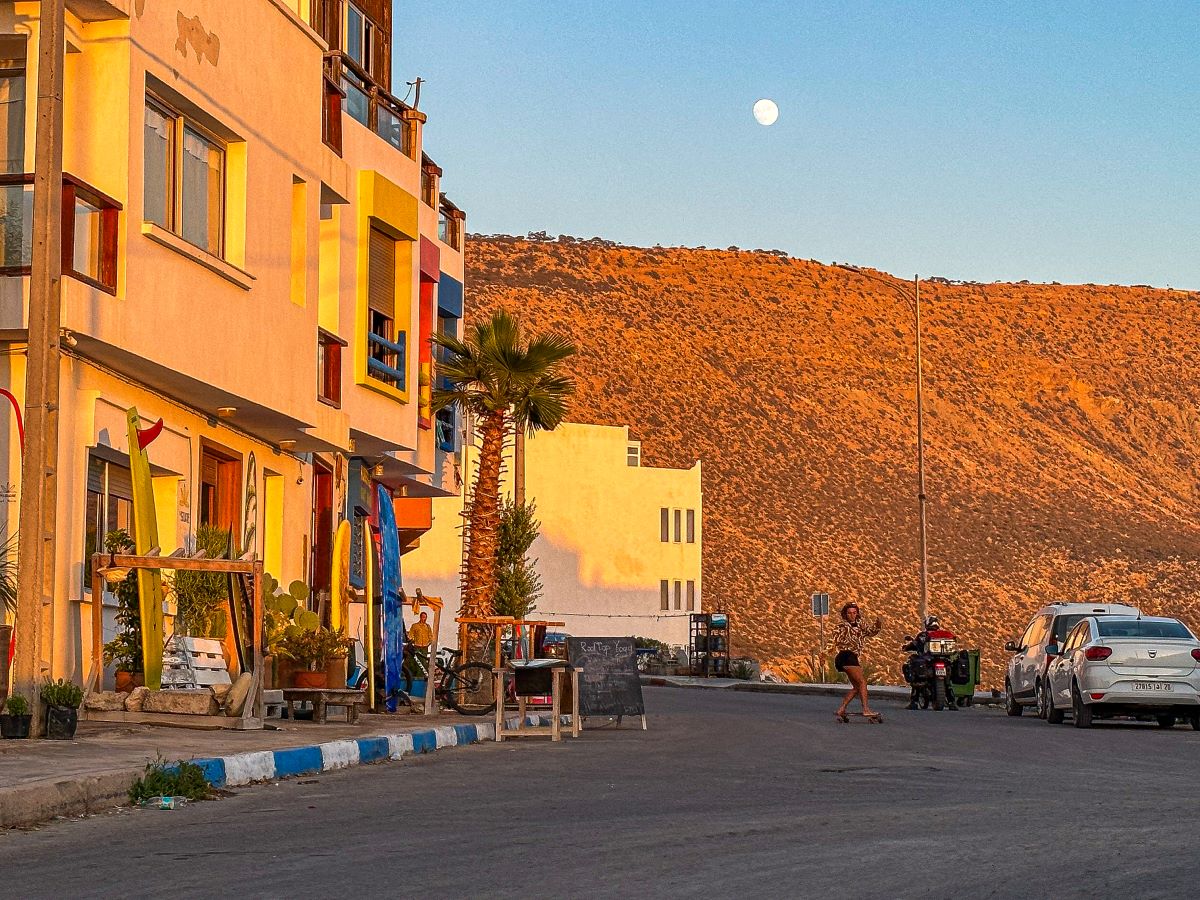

{"left": 419, "top": 237, "right": 440, "bottom": 281}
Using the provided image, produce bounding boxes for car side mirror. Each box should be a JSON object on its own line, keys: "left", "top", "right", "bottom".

{"left": 1004, "top": 641, "right": 1019, "bottom": 653}
{"left": 1045, "top": 644, "right": 1060, "bottom": 657}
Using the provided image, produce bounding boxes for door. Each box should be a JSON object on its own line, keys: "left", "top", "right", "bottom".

{"left": 310, "top": 460, "right": 334, "bottom": 611}
{"left": 1012, "top": 614, "right": 1049, "bottom": 699}
{"left": 199, "top": 444, "right": 242, "bottom": 535}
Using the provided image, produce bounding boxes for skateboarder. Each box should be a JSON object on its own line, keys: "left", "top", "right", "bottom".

{"left": 831, "top": 602, "right": 883, "bottom": 723}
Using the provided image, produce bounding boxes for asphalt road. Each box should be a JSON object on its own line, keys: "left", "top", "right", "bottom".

{"left": 3, "top": 686, "right": 1200, "bottom": 899}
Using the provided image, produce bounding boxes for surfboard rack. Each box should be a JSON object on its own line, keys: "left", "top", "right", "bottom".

{"left": 86, "top": 551, "right": 266, "bottom": 730}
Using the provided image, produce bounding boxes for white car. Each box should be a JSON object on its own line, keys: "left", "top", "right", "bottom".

{"left": 1044, "top": 616, "right": 1200, "bottom": 729}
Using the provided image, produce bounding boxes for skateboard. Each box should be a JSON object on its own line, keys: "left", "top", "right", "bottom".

{"left": 836, "top": 712, "right": 884, "bottom": 724}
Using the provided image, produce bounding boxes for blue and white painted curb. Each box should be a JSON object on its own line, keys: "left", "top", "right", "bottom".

{"left": 187, "top": 715, "right": 553, "bottom": 789}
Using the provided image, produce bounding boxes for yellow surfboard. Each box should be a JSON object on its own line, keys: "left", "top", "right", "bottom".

{"left": 330, "top": 519, "right": 351, "bottom": 633}
{"left": 363, "top": 520, "right": 376, "bottom": 711}
{"left": 126, "top": 408, "right": 165, "bottom": 690}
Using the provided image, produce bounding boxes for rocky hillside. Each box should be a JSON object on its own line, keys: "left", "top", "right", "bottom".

{"left": 466, "top": 235, "right": 1200, "bottom": 688}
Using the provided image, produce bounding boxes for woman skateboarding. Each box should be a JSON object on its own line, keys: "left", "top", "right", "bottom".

{"left": 831, "top": 602, "right": 883, "bottom": 723}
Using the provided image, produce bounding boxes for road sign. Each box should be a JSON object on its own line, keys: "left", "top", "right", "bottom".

{"left": 811, "top": 592, "right": 830, "bottom": 617}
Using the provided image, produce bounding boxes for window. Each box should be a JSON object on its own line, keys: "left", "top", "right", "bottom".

{"left": 0, "top": 57, "right": 25, "bottom": 174}
{"left": 345, "top": 3, "right": 374, "bottom": 74}
{"left": 660, "top": 580, "right": 669, "bottom": 611}
{"left": 1051, "top": 614, "right": 1089, "bottom": 645}
{"left": 1025, "top": 614, "right": 1051, "bottom": 649}
{"left": 199, "top": 444, "right": 242, "bottom": 531}
{"left": 673, "top": 509, "right": 682, "bottom": 543}
{"left": 84, "top": 455, "right": 133, "bottom": 589}
{"left": 420, "top": 161, "right": 439, "bottom": 207}
{"left": 686, "top": 509, "right": 696, "bottom": 543}
{"left": 687, "top": 580, "right": 696, "bottom": 612}
{"left": 318, "top": 329, "right": 344, "bottom": 406}
{"left": 660, "top": 508, "right": 669, "bottom": 543}
{"left": 1097, "top": 619, "right": 1194, "bottom": 640}
{"left": 438, "top": 206, "right": 462, "bottom": 250}
{"left": 366, "top": 226, "right": 405, "bottom": 389}
{"left": 144, "top": 97, "right": 226, "bottom": 257}
{"left": 674, "top": 580, "right": 682, "bottom": 611}
{"left": 627, "top": 445, "right": 640, "bottom": 467}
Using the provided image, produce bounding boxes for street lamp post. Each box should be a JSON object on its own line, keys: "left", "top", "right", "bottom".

{"left": 837, "top": 265, "right": 930, "bottom": 625}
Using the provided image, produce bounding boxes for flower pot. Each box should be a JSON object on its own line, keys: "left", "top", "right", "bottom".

{"left": 114, "top": 670, "right": 144, "bottom": 694}
{"left": 45, "top": 705, "right": 78, "bottom": 740}
{"left": 325, "top": 656, "right": 347, "bottom": 690}
{"left": 0, "top": 713, "right": 31, "bottom": 739}
{"left": 292, "top": 670, "right": 328, "bottom": 689}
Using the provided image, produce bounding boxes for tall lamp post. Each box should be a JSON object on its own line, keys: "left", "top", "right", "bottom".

{"left": 836, "top": 265, "right": 929, "bottom": 625}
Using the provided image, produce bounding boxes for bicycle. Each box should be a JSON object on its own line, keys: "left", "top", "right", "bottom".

{"left": 403, "top": 646, "right": 495, "bottom": 716}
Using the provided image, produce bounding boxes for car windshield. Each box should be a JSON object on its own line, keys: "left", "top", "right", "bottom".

{"left": 1096, "top": 620, "right": 1193, "bottom": 640}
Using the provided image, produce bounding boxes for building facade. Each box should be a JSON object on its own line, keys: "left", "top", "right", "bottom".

{"left": 405, "top": 422, "right": 703, "bottom": 648}
{"left": 0, "top": 0, "right": 466, "bottom": 682}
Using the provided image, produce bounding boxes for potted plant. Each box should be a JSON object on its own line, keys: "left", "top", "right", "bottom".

{"left": 172, "top": 525, "right": 235, "bottom": 639}
{"left": 0, "top": 693, "right": 31, "bottom": 739}
{"left": 40, "top": 678, "right": 84, "bottom": 740}
{"left": 280, "top": 627, "right": 349, "bottom": 689}
{"left": 263, "top": 576, "right": 314, "bottom": 689}
{"left": 101, "top": 529, "right": 144, "bottom": 693}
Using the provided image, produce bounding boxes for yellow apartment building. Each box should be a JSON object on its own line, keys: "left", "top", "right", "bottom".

{"left": 0, "top": 0, "right": 467, "bottom": 683}
{"left": 405, "top": 422, "right": 703, "bottom": 648}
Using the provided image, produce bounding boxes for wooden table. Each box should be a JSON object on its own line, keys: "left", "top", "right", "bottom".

{"left": 282, "top": 688, "right": 365, "bottom": 724}
{"left": 492, "top": 661, "right": 580, "bottom": 742}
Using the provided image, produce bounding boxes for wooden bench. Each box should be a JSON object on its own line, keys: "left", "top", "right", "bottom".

{"left": 281, "top": 688, "right": 365, "bottom": 724}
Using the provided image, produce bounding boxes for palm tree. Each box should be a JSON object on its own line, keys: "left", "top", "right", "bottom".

{"left": 431, "top": 310, "right": 575, "bottom": 628}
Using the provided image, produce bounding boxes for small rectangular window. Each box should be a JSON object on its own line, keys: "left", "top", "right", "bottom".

{"left": 674, "top": 580, "right": 682, "bottom": 610}
{"left": 686, "top": 509, "right": 696, "bottom": 543}
{"left": 143, "top": 100, "right": 174, "bottom": 229}
{"left": 660, "top": 508, "right": 669, "bottom": 543}
{"left": 0, "top": 58, "right": 26, "bottom": 174}
{"left": 660, "top": 579, "right": 669, "bottom": 611}
{"left": 687, "top": 580, "right": 695, "bottom": 611}
{"left": 318, "top": 330, "right": 343, "bottom": 407}
{"left": 63, "top": 177, "right": 121, "bottom": 294}
{"left": 673, "top": 509, "right": 682, "bottom": 543}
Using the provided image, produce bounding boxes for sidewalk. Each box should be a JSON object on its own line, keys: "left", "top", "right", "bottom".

{"left": 0, "top": 710, "right": 537, "bottom": 829}
{"left": 642, "top": 675, "right": 1002, "bottom": 705}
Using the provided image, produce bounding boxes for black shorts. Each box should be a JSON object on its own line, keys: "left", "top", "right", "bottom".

{"left": 834, "top": 650, "right": 860, "bottom": 672}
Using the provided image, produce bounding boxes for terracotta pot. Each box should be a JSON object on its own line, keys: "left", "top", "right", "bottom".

{"left": 292, "top": 670, "right": 328, "bottom": 689}
{"left": 114, "top": 671, "right": 144, "bottom": 694}
{"left": 324, "top": 656, "right": 347, "bottom": 690}
{"left": 274, "top": 657, "right": 293, "bottom": 690}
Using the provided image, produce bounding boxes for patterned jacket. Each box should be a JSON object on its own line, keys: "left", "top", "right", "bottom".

{"left": 830, "top": 618, "right": 883, "bottom": 654}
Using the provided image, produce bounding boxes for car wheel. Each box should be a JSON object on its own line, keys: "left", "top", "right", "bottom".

{"left": 1046, "top": 685, "right": 1065, "bottom": 724}
{"left": 1035, "top": 681, "right": 1048, "bottom": 720}
{"left": 1190, "top": 713, "right": 1200, "bottom": 732}
{"left": 1156, "top": 714, "right": 1177, "bottom": 729}
{"left": 1071, "top": 683, "right": 1093, "bottom": 728}
{"left": 1005, "top": 680, "right": 1023, "bottom": 717}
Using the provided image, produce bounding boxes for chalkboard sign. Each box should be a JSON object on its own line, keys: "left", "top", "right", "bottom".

{"left": 567, "top": 636, "right": 646, "bottom": 719}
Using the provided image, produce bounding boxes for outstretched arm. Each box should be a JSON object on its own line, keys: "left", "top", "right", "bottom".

{"left": 863, "top": 617, "right": 883, "bottom": 639}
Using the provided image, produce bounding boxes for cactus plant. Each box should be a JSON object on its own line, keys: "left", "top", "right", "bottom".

{"left": 262, "top": 575, "right": 319, "bottom": 659}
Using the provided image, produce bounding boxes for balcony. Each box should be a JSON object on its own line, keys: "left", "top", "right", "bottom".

{"left": 323, "top": 52, "right": 419, "bottom": 158}
{"left": 367, "top": 329, "right": 406, "bottom": 390}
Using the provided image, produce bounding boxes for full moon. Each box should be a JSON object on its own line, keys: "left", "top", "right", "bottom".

{"left": 753, "top": 98, "right": 779, "bottom": 126}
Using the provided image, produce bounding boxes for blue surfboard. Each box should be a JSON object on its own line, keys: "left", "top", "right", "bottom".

{"left": 377, "top": 484, "right": 405, "bottom": 712}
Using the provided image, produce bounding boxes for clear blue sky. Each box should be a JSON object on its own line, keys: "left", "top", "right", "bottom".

{"left": 405, "top": 1, "right": 1200, "bottom": 288}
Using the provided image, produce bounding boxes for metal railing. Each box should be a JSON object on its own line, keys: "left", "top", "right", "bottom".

{"left": 368, "top": 330, "right": 407, "bottom": 389}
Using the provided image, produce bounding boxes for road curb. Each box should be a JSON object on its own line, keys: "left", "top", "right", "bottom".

{"left": 643, "top": 676, "right": 1001, "bottom": 706}
{"left": 0, "top": 714, "right": 551, "bottom": 829}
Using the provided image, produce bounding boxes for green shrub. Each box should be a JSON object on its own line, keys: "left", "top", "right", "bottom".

{"left": 40, "top": 678, "right": 84, "bottom": 709}
{"left": 4, "top": 693, "right": 29, "bottom": 716}
{"left": 129, "top": 757, "right": 212, "bottom": 805}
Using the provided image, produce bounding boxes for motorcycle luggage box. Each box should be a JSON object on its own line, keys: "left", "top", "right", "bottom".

{"left": 909, "top": 656, "right": 933, "bottom": 681}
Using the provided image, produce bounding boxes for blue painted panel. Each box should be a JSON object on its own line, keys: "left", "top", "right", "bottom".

{"left": 437, "top": 274, "right": 463, "bottom": 317}
{"left": 411, "top": 730, "right": 437, "bottom": 753}
{"left": 273, "top": 746, "right": 323, "bottom": 778}
{"left": 453, "top": 724, "right": 477, "bottom": 745}
{"left": 377, "top": 484, "right": 405, "bottom": 712}
{"left": 189, "top": 757, "right": 227, "bottom": 788}
{"left": 356, "top": 736, "right": 390, "bottom": 763}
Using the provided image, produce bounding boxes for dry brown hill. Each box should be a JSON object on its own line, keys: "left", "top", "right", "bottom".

{"left": 465, "top": 235, "right": 1200, "bottom": 688}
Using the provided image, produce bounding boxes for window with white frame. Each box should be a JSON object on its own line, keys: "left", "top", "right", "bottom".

{"left": 345, "top": 2, "right": 374, "bottom": 74}
{"left": 627, "top": 444, "right": 640, "bottom": 467}
{"left": 144, "top": 97, "right": 225, "bottom": 256}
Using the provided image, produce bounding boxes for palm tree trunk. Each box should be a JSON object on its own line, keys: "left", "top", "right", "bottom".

{"left": 460, "top": 410, "right": 506, "bottom": 640}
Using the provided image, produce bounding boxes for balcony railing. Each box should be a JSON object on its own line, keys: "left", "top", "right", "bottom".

{"left": 367, "top": 330, "right": 407, "bottom": 390}
{"left": 323, "top": 52, "right": 416, "bottom": 159}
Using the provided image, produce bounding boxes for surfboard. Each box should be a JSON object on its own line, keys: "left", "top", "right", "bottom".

{"left": 243, "top": 451, "right": 257, "bottom": 555}
{"left": 330, "top": 519, "right": 351, "bottom": 633}
{"left": 363, "top": 519, "right": 376, "bottom": 711}
{"left": 126, "top": 408, "right": 165, "bottom": 690}
{"left": 376, "top": 484, "right": 405, "bottom": 712}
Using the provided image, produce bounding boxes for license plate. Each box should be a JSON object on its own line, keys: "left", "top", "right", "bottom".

{"left": 1133, "top": 682, "right": 1173, "bottom": 692}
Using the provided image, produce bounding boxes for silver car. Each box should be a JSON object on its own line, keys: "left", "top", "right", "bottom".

{"left": 1044, "top": 616, "right": 1200, "bottom": 729}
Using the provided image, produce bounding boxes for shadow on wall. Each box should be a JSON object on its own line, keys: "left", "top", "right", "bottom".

{"left": 408, "top": 534, "right": 696, "bottom": 649}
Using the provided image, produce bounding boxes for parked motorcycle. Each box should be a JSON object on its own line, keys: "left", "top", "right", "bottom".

{"left": 902, "top": 627, "right": 963, "bottom": 711}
